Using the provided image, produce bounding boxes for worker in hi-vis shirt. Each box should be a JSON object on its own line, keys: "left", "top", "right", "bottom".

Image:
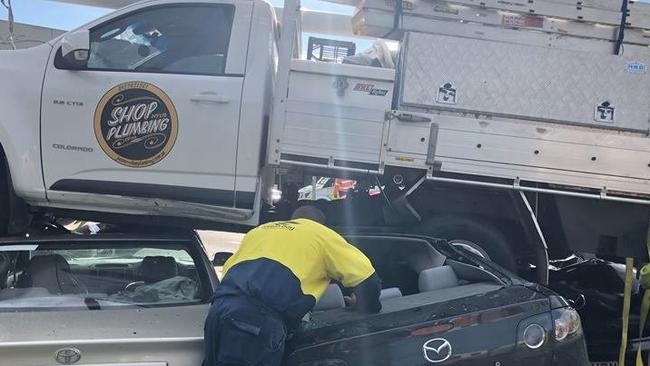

{"left": 204, "top": 205, "right": 382, "bottom": 366}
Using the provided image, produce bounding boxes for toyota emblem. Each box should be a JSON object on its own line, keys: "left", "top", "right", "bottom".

{"left": 423, "top": 338, "right": 452, "bottom": 363}
{"left": 54, "top": 347, "right": 82, "bottom": 365}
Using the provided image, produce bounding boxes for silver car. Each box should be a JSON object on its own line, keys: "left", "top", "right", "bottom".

{"left": 0, "top": 227, "right": 217, "bottom": 366}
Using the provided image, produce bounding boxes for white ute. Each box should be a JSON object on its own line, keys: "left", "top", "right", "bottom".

{"left": 4, "top": 0, "right": 650, "bottom": 281}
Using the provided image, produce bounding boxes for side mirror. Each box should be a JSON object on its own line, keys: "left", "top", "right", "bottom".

{"left": 59, "top": 30, "right": 90, "bottom": 69}
{"left": 213, "top": 252, "right": 233, "bottom": 266}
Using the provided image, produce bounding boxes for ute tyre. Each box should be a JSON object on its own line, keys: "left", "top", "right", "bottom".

{"left": 417, "top": 215, "right": 517, "bottom": 271}
{"left": 0, "top": 169, "right": 9, "bottom": 236}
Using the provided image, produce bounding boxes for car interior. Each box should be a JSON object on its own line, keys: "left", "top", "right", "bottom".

{"left": 310, "top": 236, "right": 505, "bottom": 324}
{"left": 0, "top": 246, "right": 205, "bottom": 307}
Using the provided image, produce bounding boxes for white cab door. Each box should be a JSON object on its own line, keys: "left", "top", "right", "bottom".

{"left": 42, "top": 2, "right": 252, "bottom": 208}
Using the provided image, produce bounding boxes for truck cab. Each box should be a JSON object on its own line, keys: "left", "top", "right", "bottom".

{"left": 1, "top": 0, "right": 280, "bottom": 228}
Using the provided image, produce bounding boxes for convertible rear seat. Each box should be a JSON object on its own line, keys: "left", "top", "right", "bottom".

{"left": 314, "top": 284, "right": 404, "bottom": 312}
{"left": 314, "top": 284, "right": 345, "bottom": 311}
{"left": 418, "top": 265, "right": 459, "bottom": 292}
{"left": 379, "top": 287, "right": 402, "bottom": 300}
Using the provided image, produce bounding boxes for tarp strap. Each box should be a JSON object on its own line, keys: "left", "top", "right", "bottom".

{"left": 636, "top": 290, "right": 650, "bottom": 365}
{"left": 635, "top": 224, "right": 650, "bottom": 366}
{"left": 614, "top": 0, "right": 629, "bottom": 55}
{"left": 621, "top": 257, "right": 635, "bottom": 366}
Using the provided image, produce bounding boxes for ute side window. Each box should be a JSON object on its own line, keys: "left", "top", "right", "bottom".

{"left": 86, "top": 5, "right": 235, "bottom": 76}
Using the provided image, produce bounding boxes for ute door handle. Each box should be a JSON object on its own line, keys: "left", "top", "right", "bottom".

{"left": 190, "top": 92, "right": 230, "bottom": 104}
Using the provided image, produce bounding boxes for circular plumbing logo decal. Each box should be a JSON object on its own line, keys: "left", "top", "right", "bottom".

{"left": 94, "top": 81, "right": 178, "bottom": 168}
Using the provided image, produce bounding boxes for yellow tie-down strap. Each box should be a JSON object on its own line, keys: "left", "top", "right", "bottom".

{"left": 635, "top": 260, "right": 650, "bottom": 366}
{"left": 636, "top": 287, "right": 650, "bottom": 366}
{"left": 631, "top": 223, "right": 650, "bottom": 366}
{"left": 621, "top": 257, "right": 634, "bottom": 366}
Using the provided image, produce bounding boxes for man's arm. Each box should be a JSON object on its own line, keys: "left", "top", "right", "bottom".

{"left": 351, "top": 273, "right": 382, "bottom": 313}
{"left": 320, "top": 228, "right": 382, "bottom": 313}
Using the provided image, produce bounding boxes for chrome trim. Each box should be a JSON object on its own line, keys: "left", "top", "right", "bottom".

{"left": 427, "top": 176, "right": 650, "bottom": 206}
{"left": 0, "top": 336, "right": 203, "bottom": 348}
{"left": 280, "top": 159, "right": 381, "bottom": 175}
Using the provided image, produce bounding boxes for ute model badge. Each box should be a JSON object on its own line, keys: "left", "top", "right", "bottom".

{"left": 423, "top": 338, "right": 452, "bottom": 363}
{"left": 54, "top": 347, "right": 82, "bottom": 365}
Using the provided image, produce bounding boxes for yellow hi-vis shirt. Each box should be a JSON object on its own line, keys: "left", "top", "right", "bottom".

{"left": 219, "top": 219, "right": 376, "bottom": 322}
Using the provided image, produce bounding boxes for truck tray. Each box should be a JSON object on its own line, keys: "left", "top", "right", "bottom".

{"left": 279, "top": 60, "right": 394, "bottom": 169}
{"left": 398, "top": 32, "right": 650, "bottom": 133}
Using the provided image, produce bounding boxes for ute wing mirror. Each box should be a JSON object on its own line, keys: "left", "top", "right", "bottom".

{"left": 213, "top": 252, "right": 233, "bottom": 266}
{"left": 59, "top": 29, "right": 90, "bottom": 70}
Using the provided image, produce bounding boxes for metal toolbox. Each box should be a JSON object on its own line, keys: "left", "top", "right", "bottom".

{"left": 398, "top": 32, "right": 650, "bottom": 132}
{"left": 350, "top": 0, "right": 650, "bottom": 44}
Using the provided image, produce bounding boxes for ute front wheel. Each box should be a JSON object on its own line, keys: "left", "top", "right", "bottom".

{"left": 417, "top": 215, "right": 517, "bottom": 271}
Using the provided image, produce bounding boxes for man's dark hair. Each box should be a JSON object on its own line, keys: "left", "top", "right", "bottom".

{"left": 291, "top": 205, "right": 327, "bottom": 225}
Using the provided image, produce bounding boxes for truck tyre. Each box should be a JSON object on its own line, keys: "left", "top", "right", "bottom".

{"left": 417, "top": 215, "right": 517, "bottom": 271}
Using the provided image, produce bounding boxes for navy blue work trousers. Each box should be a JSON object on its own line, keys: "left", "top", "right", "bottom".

{"left": 204, "top": 294, "right": 287, "bottom": 366}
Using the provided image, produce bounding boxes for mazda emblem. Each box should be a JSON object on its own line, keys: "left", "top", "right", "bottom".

{"left": 423, "top": 338, "right": 452, "bottom": 363}
{"left": 54, "top": 347, "right": 82, "bottom": 365}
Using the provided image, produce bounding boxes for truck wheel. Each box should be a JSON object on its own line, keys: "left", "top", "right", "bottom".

{"left": 417, "top": 216, "right": 517, "bottom": 271}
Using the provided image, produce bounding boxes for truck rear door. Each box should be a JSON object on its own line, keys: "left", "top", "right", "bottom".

{"left": 41, "top": 2, "right": 252, "bottom": 209}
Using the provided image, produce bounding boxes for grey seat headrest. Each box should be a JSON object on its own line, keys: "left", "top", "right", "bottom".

{"left": 313, "top": 284, "right": 345, "bottom": 311}
{"left": 379, "top": 287, "right": 403, "bottom": 300}
{"left": 139, "top": 256, "right": 178, "bottom": 284}
{"left": 19, "top": 254, "right": 84, "bottom": 294}
{"left": 418, "top": 265, "right": 459, "bottom": 292}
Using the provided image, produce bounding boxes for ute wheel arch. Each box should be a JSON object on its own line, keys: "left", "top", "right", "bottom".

{"left": 0, "top": 145, "right": 28, "bottom": 235}
{"left": 416, "top": 215, "right": 517, "bottom": 271}
{"left": 0, "top": 150, "right": 8, "bottom": 235}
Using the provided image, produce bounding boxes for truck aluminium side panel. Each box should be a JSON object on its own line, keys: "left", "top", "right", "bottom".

{"left": 281, "top": 60, "right": 394, "bottom": 166}
{"left": 399, "top": 32, "right": 650, "bottom": 133}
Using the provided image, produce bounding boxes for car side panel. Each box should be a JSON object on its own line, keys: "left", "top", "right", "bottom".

{"left": 0, "top": 304, "right": 210, "bottom": 366}
{"left": 288, "top": 286, "right": 589, "bottom": 366}
{"left": 0, "top": 45, "right": 52, "bottom": 201}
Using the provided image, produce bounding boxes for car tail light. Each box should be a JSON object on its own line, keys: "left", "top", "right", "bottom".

{"left": 517, "top": 312, "right": 552, "bottom": 350}
{"left": 523, "top": 323, "right": 546, "bottom": 349}
{"left": 552, "top": 307, "right": 581, "bottom": 341}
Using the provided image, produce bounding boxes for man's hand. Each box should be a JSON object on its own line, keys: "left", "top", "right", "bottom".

{"left": 344, "top": 293, "right": 357, "bottom": 306}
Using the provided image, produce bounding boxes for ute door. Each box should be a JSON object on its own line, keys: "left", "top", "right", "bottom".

{"left": 42, "top": 2, "right": 252, "bottom": 209}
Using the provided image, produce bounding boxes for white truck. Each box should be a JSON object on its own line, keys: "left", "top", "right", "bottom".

{"left": 3, "top": 0, "right": 650, "bottom": 283}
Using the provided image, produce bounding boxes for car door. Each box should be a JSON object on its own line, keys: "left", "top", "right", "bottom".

{"left": 41, "top": 2, "right": 252, "bottom": 208}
